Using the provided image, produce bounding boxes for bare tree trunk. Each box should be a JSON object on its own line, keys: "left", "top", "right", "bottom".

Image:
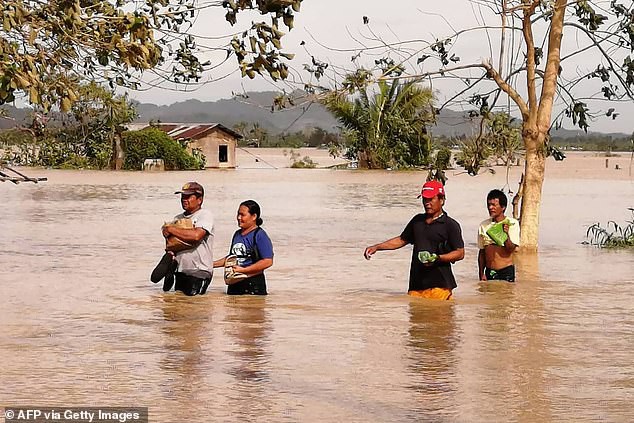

{"left": 519, "top": 130, "right": 546, "bottom": 251}
{"left": 514, "top": 0, "right": 564, "bottom": 251}
{"left": 512, "top": 173, "right": 524, "bottom": 219}
{"left": 630, "top": 136, "right": 634, "bottom": 176}
{"left": 358, "top": 150, "right": 370, "bottom": 169}
{"left": 112, "top": 133, "right": 124, "bottom": 170}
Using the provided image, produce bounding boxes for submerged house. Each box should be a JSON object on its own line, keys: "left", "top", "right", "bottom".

{"left": 150, "top": 123, "right": 242, "bottom": 168}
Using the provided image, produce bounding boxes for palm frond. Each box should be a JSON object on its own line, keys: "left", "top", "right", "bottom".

{"left": 320, "top": 78, "right": 436, "bottom": 168}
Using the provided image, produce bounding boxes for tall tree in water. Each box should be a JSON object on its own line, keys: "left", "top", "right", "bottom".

{"left": 68, "top": 83, "right": 137, "bottom": 169}
{"left": 307, "top": 1, "right": 634, "bottom": 250}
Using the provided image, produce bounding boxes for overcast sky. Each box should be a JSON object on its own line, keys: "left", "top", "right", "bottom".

{"left": 128, "top": 1, "right": 634, "bottom": 134}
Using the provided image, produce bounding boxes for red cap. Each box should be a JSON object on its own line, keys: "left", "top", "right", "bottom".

{"left": 418, "top": 180, "right": 445, "bottom": 199}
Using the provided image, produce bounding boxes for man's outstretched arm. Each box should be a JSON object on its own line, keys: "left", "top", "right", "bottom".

{"left": 364, "top": 236, "right": 408, "bottom": 260}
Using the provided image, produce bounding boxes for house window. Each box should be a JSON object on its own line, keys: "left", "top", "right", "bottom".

{"left": 219, "top": 145, "right": 228, "bottom": 163}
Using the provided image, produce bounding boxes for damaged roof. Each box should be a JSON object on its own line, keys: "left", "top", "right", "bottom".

{"left": 147, "top": 123, "right": 243, "bottom": 140}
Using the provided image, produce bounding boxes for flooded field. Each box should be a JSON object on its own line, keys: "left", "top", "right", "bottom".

{"left": 1, "top": 152, "right": 633, "bottom": 422}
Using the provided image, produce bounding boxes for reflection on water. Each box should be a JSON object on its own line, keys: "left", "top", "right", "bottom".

{"left": 224, "top": 298, "right": 270, "bottom": 383}
{"left": 0, "top": 168, "right": 633, "bottom": 422}
{"left": 223, "top": 298, "right": 273, "bottom": 421}
{"left": 158, "top": 295, "right": 206, "bottom": 384}
{"left": 405, "top": 301, "right": 458, "bottom": 421}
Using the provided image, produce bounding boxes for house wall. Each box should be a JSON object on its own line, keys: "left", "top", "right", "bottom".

{"left": 187, "top": 129, "right": 237, "bottom": 168}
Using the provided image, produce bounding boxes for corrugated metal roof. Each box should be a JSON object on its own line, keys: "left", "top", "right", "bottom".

{"left": 144, "top": 123, "right": 243, "bottom": 140}
{"left": 169, "top": 125, "right": 214, "bottom": 139}
{"left": 156, "top": 124, "right": 179, "bottom": 133}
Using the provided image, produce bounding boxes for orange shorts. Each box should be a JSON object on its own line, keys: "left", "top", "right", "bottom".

{"left": 408, "top": 287, "right": 453, "bottom": 300}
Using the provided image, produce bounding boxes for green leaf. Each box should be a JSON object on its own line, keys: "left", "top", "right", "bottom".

{"left": 98, "top": 53, "right": 109, "bottom": 66}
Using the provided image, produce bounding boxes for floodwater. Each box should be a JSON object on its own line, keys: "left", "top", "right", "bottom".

{"left": 1, "top": 161, "right": 633, "bottom": 422}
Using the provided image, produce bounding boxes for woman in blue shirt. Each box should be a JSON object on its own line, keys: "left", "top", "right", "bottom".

{"left": 214, "top": 200, "right": 274, "bottom": 295}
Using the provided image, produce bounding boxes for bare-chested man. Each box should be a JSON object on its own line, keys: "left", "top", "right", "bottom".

{"left": 477, "top": 189, "right": 520, "bottom": 282}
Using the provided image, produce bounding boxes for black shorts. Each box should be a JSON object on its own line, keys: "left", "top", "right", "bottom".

{"left": 485, "top": 265, "right": 515, "bottom": 282}
{"left": 175, "top": 272, "right": 210, "bottom": 296}
{"left": 227, "top": 273, "right": 267, "bottom": 295}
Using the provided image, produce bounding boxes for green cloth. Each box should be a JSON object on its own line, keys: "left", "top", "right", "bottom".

{"left": 418, "top": 250, "right": 438, "bottom": 264}
{"left": 485, "top": 219, "right": 514, "bottom": 246}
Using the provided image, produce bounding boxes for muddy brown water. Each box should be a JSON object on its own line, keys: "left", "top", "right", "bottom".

{"left": 1, "top": 162, "right": 633, "bottom": 422}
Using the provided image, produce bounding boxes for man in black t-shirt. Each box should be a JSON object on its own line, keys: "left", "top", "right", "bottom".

{"left": 364, "top": 180, "right": 465, "bottom": 300}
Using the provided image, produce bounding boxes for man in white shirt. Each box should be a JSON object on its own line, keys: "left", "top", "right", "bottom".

{"left": 477, "top": 189, "right": 520, "bottom": 282}
{"left": 152, "top": 182, "right": 215, "bottom": 295}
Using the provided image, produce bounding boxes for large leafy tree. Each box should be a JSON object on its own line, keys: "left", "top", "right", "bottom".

{"left": 3, "top": 83, "right": 137, "bottom": 168}
{"left": 322, "top": 76, "right": 435, "bottom": 169}
{"left": 308, "top": 1, "right": 634, "bottom": 250}
{"left": 65, "top": 82, "right": 137, "bottom": 169}
{"left": 0, "top": 0, "right": 303, "bottom": 112}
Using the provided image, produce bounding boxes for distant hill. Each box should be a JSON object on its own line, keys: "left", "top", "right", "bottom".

{"left": 132, "top": 92, "right": 630, "bottom": 139}
{"left": 432, "top": 109, "right": 631, "bottom": 139}
{"left": 133, "top": 91, "right": 340, "bottom": 135}
{"left": 2, "top": 91, "right": 630, "bottom": 139}
{"left": 132, "top": 91, "right": 485, "bottom": 136}
{"left": 0, "top": 105, "right": 31, "bottom": 129}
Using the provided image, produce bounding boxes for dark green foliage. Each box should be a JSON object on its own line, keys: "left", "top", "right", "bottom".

{"left": 122, "top": 128, "right": 204, "bottom": 170}
{"left": 550, "top": 134, "right": 633, "bottom": 152}
{"left": 0, "top": 129, "right": 36, "bottom": 165}
{"left": 2, "top": 83, "right": 136, "bottom": 169}
{"left": 233, "top": 123, "right": 343, "bottom": 149}
{"left": 456, "top": 112, "right": 523, "bottom": 175}
{"left": 427, "top": 147, "right": 452, "bottom": 183}
{"left": 289, "top": 156, "right": 316, "bottom": 168}
{"left": 322, "top": 78, "right": 435, "bottom": 169}
{"left": 307, "top": 127, "right": 339, "bottom": 148}
{"left": 41, "top": 124, "right": 114, "bottom": 169}
{"left": 2, "top": 126, "right": 114, "bottom": 169}
{"left": 36, "top": 132, "right": 99, "bottom": 169}
{"left": 565, "top": 102, "right": 590, "bottom": 132}
{"left": 285, "top": 149, "right": 316, "bottom": 168}
{"left": 456, "top": 138, "right": 489, "bottom": 176}
{"left": 585, "top": 209, "right": 634, "bottom": 248}
{"left": 435, "top": 147, "right": 452, "bottom": 170}
{"left": 574, "top": 1, "right": 608, "bottom": 32}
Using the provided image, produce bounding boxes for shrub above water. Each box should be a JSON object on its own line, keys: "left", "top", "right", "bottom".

{"left": 585, "top": 209, "right": 634, "bottom": 248}
{"left": 122, "top": 128, "right": 204, "bottom": 170}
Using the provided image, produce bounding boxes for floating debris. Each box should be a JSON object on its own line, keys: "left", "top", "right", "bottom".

{"left": 0, "top": 166, "right": 47, "bottom": 184}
